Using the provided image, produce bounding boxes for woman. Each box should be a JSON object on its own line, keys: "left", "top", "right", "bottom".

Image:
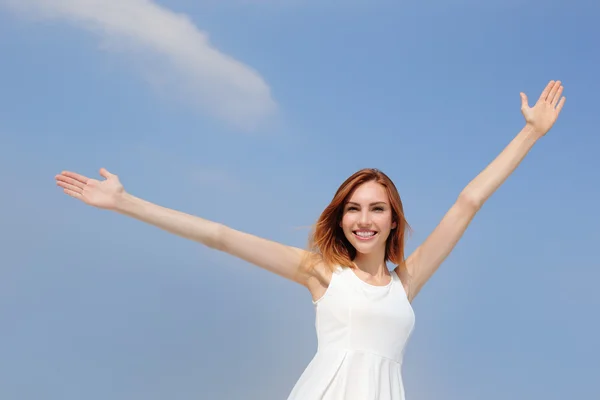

{"left": 55, "top": 80, "right": 566, "bottom": 399}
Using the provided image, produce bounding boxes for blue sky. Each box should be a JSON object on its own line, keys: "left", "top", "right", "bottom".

{"left": 1, "top": 1, "right": 599, "bottom": 399}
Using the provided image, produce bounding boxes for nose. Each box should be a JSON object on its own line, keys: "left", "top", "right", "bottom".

{"left": 357, "top": 210, "right": 371, "bottom": 227}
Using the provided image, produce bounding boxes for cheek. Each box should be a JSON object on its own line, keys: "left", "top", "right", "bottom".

{"left": 340, "top": 214, "right": 352, "bottom": 230}
{"left": 376, "top": 214, "right": 395, "bottom": 230}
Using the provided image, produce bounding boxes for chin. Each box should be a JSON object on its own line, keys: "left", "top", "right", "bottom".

{"left": 350, "top": 241, "right": 383, "bottom": 255}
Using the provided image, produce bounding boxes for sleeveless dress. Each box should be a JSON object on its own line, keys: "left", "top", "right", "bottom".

{"left": 287, "top": 266, "right": 415, "bottom": 400}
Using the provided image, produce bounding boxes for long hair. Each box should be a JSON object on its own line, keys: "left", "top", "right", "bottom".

{"left": 306, "top": 168, "right": 411, "bottom": 272}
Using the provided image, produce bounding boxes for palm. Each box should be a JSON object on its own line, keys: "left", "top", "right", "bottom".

{"left": 55, "top": 168, "right": 124, "bottom": 210}
{"left": 520, "top": 80, "right": 566, "bottom": 137}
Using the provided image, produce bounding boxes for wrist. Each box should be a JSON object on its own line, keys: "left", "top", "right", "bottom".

{"left": 522, "top": 123, "right": 544, "bottom": 142}
{"left": 113, "top": 191, "right": 136, "bottom": 214}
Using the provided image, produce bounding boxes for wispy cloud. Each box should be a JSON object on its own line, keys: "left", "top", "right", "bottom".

{"left": 0, "top": 0, "right": 277, "bottom": 131}
{"left": 182, "top": 0, "right": 524, "bottom": 10}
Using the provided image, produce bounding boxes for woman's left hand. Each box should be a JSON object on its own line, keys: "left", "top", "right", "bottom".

{"left": 520, "top": 80, "right": 566, "bottom": 137}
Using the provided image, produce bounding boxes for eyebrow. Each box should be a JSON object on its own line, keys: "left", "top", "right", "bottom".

{"left": 346, "top": 201, "right": 388, "bottom": 206}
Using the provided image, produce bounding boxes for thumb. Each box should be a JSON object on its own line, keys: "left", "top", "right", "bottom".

{"left": 99, "top": 167, "right": 114, "bottom": 179}
{"left": 520, "top": 92, "right": 529, "bottom": 110}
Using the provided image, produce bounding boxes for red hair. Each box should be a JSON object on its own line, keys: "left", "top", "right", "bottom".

{"left": 306, "top": 168, "right": 411, "bottom": 272}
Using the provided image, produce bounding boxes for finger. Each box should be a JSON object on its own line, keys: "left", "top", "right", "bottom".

{"left": 539, "top": 80, "right": 554, "bottom": 102}
{"left": 99, "top": 168, "right": 113, "bottom": 179}
{"left": 57, "top": 180, "right": 82, "bottom": 194}
{"left": 63, "top": 188, "right": 82, "bottom": 200}
{"left": 520, "top": 92, "right": 529, "bottom": 109}
{"left": 547, "top": 80, "right": 562, "bottom": 103}
{"left": 556, "top": 96, "right": 566, "bottom": 113}
{"left": 55, "top": 175, "right": 86, "bottom": 190}
{"left": 60, "top": 171, "right": 89, "bottom": 184}
{"left": 551, "top": 85, "right": 564, "bottom": 106}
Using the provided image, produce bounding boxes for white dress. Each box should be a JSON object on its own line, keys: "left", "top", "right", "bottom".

{"left": 287, "top": 266, "right": 415, "bottom": 400}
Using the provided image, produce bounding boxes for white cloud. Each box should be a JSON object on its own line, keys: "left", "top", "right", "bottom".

{"left": 1, "top": 0, "right": 277, "bottom": 131}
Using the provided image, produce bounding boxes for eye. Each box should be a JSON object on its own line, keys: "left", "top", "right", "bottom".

{"left": 373, "top": 206, "right": 384, "bottom": 212}
{"left": 347, "top": 206, "right": 358, "bottom": 211}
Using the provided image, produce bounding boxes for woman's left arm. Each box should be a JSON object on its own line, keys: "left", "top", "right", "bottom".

{"left": 400, "top": 80, "right": 566, "bottom": 302}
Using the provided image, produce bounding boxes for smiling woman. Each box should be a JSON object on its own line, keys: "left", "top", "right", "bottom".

{"left": 306, "top": 171, "right": 409, "bottom": 290}
{"left": 55, "top": 80, "right": 566, "bottom": 399}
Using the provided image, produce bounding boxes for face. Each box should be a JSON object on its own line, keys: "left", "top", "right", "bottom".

{"left": 340, "top": 180, "right": 396, "bottom": 257}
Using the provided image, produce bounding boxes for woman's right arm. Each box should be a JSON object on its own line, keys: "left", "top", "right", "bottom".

{"left": 115, "top": 192, "right": 313, "bottom": 284}
{"left": 55, "top": 168, "right": 319, "bottom": 287}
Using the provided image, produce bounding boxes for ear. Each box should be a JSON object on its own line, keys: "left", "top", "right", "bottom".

{"left": 391, "top": 220, "right": 397, "bottom": 230}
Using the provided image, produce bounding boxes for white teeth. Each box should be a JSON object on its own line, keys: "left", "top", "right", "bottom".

{"left": 355, "top": 231, "right": 376, "bottom": 237}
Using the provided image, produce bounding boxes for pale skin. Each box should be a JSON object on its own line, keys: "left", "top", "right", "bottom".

{"left": 56, "top": 80, "right": 566, "bottom": 303}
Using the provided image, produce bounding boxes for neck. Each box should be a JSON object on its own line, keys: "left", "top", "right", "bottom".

{"left": 352, "top": 250, "right": 389, "bottom": 277}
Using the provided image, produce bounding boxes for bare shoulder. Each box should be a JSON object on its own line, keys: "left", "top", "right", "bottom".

{"left": 304, "top": 261, "right": 334, "bottom": 302}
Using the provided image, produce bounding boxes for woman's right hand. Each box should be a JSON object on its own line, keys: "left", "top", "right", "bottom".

{"left": 55, "top": 168, "right": 124, "bottom": 210}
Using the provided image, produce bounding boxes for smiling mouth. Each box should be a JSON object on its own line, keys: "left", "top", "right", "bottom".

{"left": 353, "top": 230, "right": 378, "bottom": 240}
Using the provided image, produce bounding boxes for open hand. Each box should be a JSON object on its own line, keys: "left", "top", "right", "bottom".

{"left": 521, "top": 80, "right": 566, "bottom": 137}
{"left": 55, "top": 168, "right": 124, "bottom": 210}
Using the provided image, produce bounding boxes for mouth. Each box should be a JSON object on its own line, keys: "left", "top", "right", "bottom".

{"left": 352, "top": 230, "right": 378, "bottom": 241}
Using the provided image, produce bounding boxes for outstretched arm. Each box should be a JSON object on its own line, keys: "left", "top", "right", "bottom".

{"left": 55, "top": 168, "right": 315, "bottom": 286}
{"left": 400, "top": 80, "right": 566, "bottom": 302}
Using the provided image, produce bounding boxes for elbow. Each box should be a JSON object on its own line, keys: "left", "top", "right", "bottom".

{"left": 457, "top": 189, "right": 484, "bottom": 212}
{"left": 206, "top": 222, "right": 226, "bottom": 251}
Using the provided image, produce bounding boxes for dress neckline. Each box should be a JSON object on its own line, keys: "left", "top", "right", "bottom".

{"left": 349, "top": 267, "right": 395, "bottom": 288}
